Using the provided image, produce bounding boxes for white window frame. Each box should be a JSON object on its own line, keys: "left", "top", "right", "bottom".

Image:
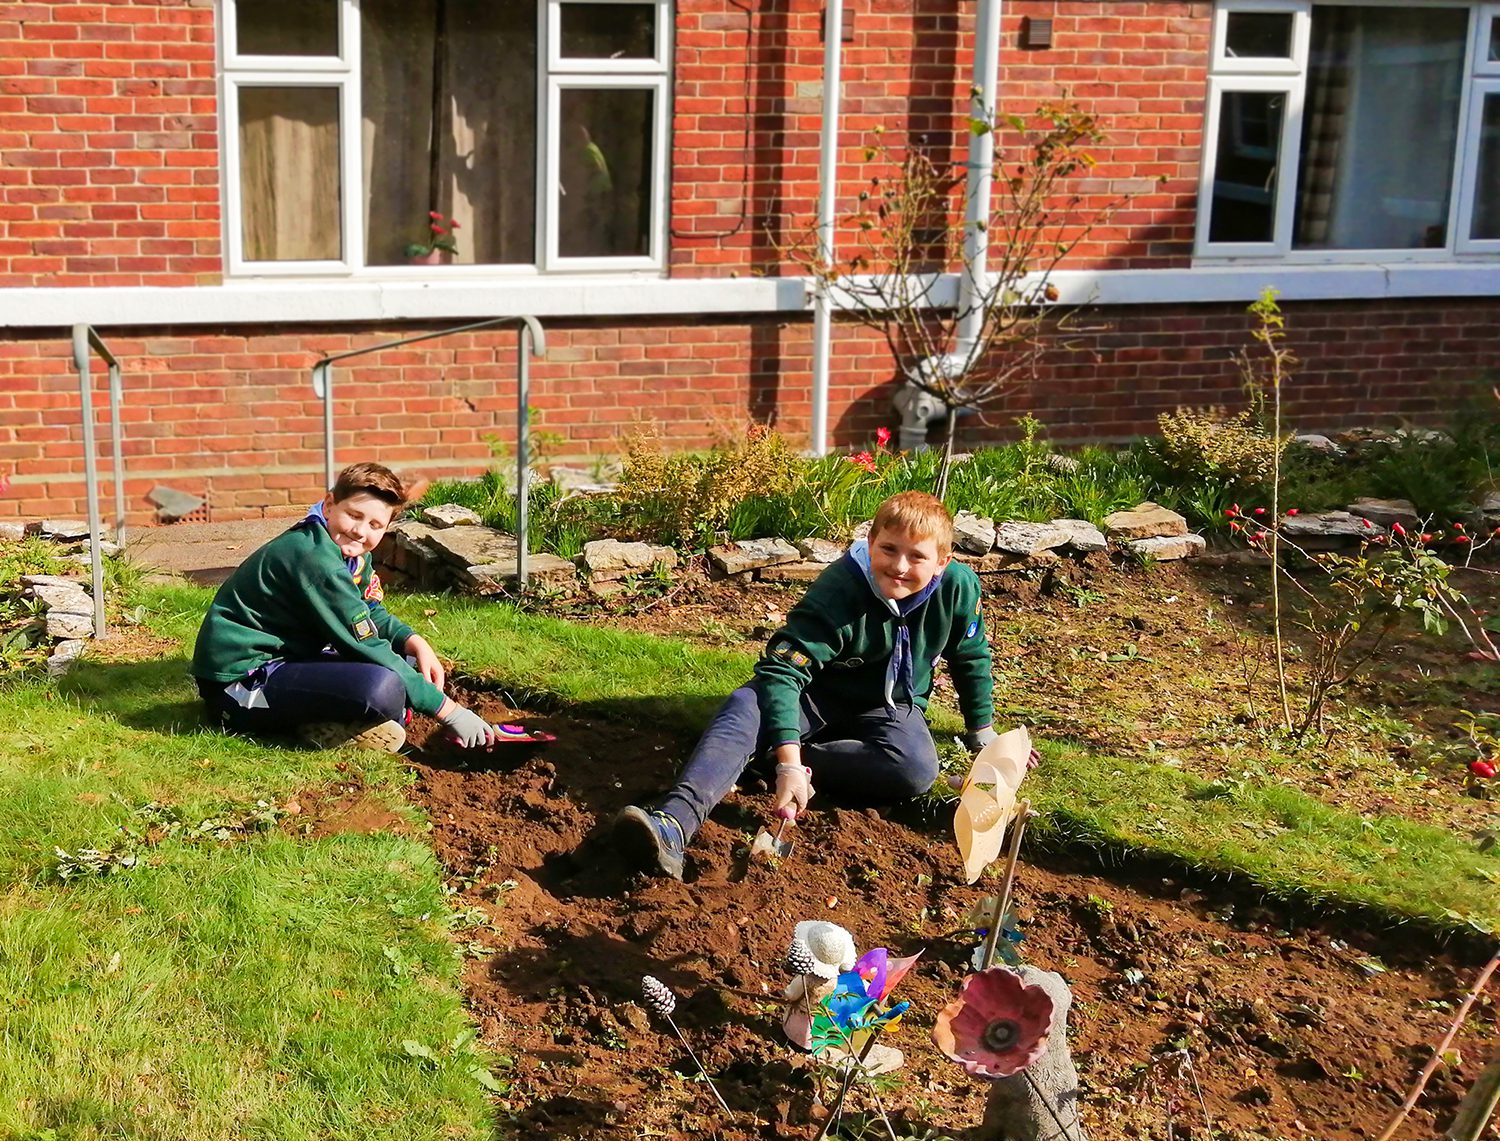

{"left": 218, "top": 0, "right": 672, "bottom": 278}
{"left": 1196, "top": 0, "right": 1495, "bottom": 264}
{"left": 1456, "top": 80, "right": 1500, "bottom": 249}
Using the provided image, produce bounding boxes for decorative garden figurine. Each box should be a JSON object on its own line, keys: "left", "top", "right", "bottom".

{"left": 933, "top": 965, "right": 1087, "bottom": 1140}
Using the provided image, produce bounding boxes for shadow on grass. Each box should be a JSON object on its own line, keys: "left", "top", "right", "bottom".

{"left": 58, "top": 654, "right": 212, "bottom": 737}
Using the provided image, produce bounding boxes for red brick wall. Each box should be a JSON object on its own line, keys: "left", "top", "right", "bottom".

{"left": 0, "top": 0, "right": 221, "bottom": 287}
{"left": 3, "top": 297, "right": 1491, "bottom": 523}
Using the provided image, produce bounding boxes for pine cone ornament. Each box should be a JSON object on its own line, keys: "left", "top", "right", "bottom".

{"left": 784, "top": 937, "right": 818, "bottom": 977}
{"left": 641, "top": 975, "right": 677, "bottom": 1018}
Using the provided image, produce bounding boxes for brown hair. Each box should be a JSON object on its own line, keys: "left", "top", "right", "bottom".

{"left": 331, "top": 462, "right": 419, "bottom": 508}
{"left": 869, "top": 491, "right": 954, "bottom": 556}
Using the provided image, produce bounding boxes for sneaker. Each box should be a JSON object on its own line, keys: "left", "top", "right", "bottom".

{"left": 302, "top": 718, "right": 407, "bottom": 753}
{"left": 613, "top": 805, "right": 686, "bottom": 881}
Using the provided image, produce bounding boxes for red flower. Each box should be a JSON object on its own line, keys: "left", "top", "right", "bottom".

{"left": 1456, "top": 535, "right": 1472, "bottom": 544}
{"left": 1227, "top": 504, "right": 1241, "bottom": 518}
{"left": 847, "top": 451, "right": 876, "bottom": 473}
{"left": 875, "top": 426, "right": 892, "bottom": 450}
{"left": 1286, "top": 508, "right": 1299, "bottom": 517}
{"left": 1454, "top": 522, "right": 1466, "bottom": 531}
{"left": 1471, "top": 760, "right": 1497, "bottom": 780}
{"left": 450, "top": 220, "right": 461, "bottom": 229}
{"left": 431, "top": 224, "right": 447, "bottom": 234}
{"left": 1229, "top": 521, "right": 1242, "bottom": 533}
{"left": 1253, "top": 507, "right": 1266, "bottom": 516}
{"left": 428, "top": 211, "right": 443, "bottom": 220}
{"left": 932, "top": 968, "right": 1054, "bottom": 1079}
{"left": 1421, "top": 533, "right": 1434, "bottom": 544}
{"left": 1391, "top": 523, "right": 1406, "bottom": 537}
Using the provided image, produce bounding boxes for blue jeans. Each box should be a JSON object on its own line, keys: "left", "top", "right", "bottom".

{"left": 656, "top": 683, "right": 940, "bottom": 839}
{"left": 197, "top": 657, "right": 408, "bottom": 739}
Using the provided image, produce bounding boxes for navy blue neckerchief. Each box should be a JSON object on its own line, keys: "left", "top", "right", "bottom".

{"left": 843, "top": 538, "right": 944, "bottom": 714}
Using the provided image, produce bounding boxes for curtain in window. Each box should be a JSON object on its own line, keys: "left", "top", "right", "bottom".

{"left": 1293, "top": 6, "right": 1466, "bottom": 250}
{"left": 362, "top": 0, "right": 537, "bottom": 266}
{"left": 239, "top": 86, "right": 343, "bottom": 261}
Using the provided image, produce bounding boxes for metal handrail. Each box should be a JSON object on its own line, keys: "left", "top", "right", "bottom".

{"left": 70, "top": 324, "right": 125, "bottom": 639}
{"left": 310, "top": 315, "right": 548, "bottom": 586}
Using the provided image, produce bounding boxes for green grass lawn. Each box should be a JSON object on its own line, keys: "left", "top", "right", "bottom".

{"left": 2, "top": 576, "right": 1496, "bottom": 1139}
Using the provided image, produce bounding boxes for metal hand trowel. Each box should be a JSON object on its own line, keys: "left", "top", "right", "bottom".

{"left": 751, "top": 806, "right": 797, "bottom": 859}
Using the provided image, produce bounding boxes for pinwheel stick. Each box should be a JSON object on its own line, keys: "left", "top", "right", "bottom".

{"left": 814, "top": 1027, "right": 888, "bottom": 1141}
{"left": 980, "top": 803, "right": 1032, "bottom": 972}
{"left": 662, "top": 1012, "right": 733, "bottom": 1117}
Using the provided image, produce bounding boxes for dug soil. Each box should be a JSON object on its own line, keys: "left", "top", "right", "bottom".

{"left": 406, "top": 693, "right": 1498, "bottom": 1141}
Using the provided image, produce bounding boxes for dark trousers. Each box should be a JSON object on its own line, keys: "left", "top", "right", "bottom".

{"left": 198, "top": 657, "right": 408, "bottom": 739}
{"left": 656, "top": 684, "right": 939, "bottom": 838}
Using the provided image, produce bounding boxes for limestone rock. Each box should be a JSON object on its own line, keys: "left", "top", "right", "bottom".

{"left": 1347, "top": 497, "right": 1420, "bottom": 531}
{"left": 417, "top": 503, "right": 483, "bottom": 529}
{"left": 992, "top": 521, "right": 1069, "bottom": 556}
{"left": 1046, "top": 453, "right": 1080, "bottom": 474}
{"left": 1479, "top": 491, "right": 1500, "bottom": 526}
{"left": 1128, "top": 533, "right": 1206, "bottom": 561}
{"left": 39, "top": 519, "right": 89, "bottom": 541}
{"left": 47, "top": 610, "right": 94, "bottom": 639}
{"left": 582, "top": 539, "right": 677, "bottom": 582}
{"left": 549, "top": 467, "right": 618, "bottom": 496}
{"left": 523, "top": 553, "right": 580, "bottom": 588}
{"left": 21, "top": 574, "right": 85, "bottom": 590}
{"left": 424, "top": 525, "right": 519, "bottom": 571}
{"left": 757, "top": 561, "right": 827, "bottom": 583}
{"left": 708, "top": 537, "right": 799, "bottom": 577}
{"left": 47, "top": 639, "right": 87, "bottom": 677}
{"left": 28, "top": 582, "right": 93, "bottom": 614}
{"left": 1103, "top": 502, "right": 1188, "bottom": 541}
{"left": 0, "top": 521, "right": 26, "bottom": 541}
{"left": 460, "top": 553, "right": 577, "bottom": 591}
{"left": 851, "top": 520, "right": 873, "bottom": 543}
{"left": 1049, "top": 518, "right": 1107, "bottom": 554}
{"left": 954, "top": 551, "right": 1029, "bottom": 573}
{"left": 1293, "top": 432, "right": 1344, "bottom": 456}
{"left": 795, "top": 537, "right": 845, "bottom": 564}
{"left": 1281, "top": 510, "right": 1381, "bottom": 550}
{"left": 952, "top": 511, "right": 997, "bottom": 555}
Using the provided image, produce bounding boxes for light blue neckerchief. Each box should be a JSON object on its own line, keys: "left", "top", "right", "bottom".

{"left": 305, "top": 499, "right": 361, "bottom": 575}
{"left": 848, "top": 538, "right": 944, "bottom": 713}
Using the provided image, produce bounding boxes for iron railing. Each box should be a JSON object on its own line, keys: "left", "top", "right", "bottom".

{"left": 70, "top": 324, "right": 125, "bottom": 639}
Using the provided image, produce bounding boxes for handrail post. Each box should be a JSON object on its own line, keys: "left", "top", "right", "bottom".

{"left": 108, "top": 360, "right": 125, "bottom": 546}
{"left": 71, "top": 325, "right": 107, "bottom": 639}
{"left": 315, "top": 361, "right": 335, "bottom": 490}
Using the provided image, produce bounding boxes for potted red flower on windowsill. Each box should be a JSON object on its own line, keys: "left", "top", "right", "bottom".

{"left": 405, "top": 211, "right": 460, "bottom": 265}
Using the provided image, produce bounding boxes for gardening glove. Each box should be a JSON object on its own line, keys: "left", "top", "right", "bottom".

{"left": 439, "top": 703, "right": 495, "bottom": 749}
{"left": 773, "top": 763, "right": 814, "bottom": 818}
{"left": 963, "top": 725, "right": 999, "bottom": 754}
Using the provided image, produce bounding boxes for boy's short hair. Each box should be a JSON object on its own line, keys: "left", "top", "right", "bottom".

{"left": 870, "top": 491, "right": 954, "bottom": 556}
{"left": 331, "top": 462, "right": 413, "bottom": 508}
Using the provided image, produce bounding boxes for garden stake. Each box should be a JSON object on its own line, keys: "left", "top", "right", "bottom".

{"left": 980, "top": 803, "right": 1032, "bottom": 971}
{"left": 641, "top": 976, "right": 734, "bottom": 1118}
{"left": 814, "top": 1027, "right": 888, "bottom": 1141}
{"left": 1444, "top": 1059, "right": 1500, "bottom": 1140}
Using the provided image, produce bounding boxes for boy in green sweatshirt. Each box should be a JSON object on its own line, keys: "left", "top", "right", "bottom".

{"left": 192, "top": 462, "right": 495, "bottom": 752}
{"left": 615, "top": 490, "right": 1016, "bottom": 879}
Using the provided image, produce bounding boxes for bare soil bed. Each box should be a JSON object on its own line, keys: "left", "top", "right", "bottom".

{"left": 401, "top": 690, "right": 1499, "bottom": 1141}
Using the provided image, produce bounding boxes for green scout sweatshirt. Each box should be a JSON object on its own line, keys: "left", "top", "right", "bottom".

{"left": 190, "top": 519, "right": 445, "bottom": 715}
{"left": 752, "top": 554, "right": 994, "bottom": 745}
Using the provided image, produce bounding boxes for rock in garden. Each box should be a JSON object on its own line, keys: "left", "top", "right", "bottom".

{"left": 952, "top": 511, "right": 997, "bottom": 554}
{"left": 851, "top": 520, "right": 873, "bottom": 543}
{"left": 27, "top": 582, "right": 93, "bottom": 614}
{"left": 424, "top": 525, "right": 519, "bottom": 571}
{"left": 0, "top": 521, "right": 25, "bottom": 541}
{"left": 708, "top": 537, "right": 799, "bottom": 577}
{"left": 1046, "top": 453, "right": 1080, "bottom": 474}
{"left": 1281, "top": 510, "right": 1379, "bottom": 549}
{"left": 1128, "top": 534, "right": 1206, "bottom": 561}
{"left": 549, "top": 467, "right": 618, "bottom": 496}
{"left": 758, "top": 561, "right": 827, "bottom": 583}
{"left": 1292, "top": 433, "right": 1344, "bottom": 456}
{"left": 1480, "top": 491, "right": 1500, "bottom": 526}
{"left": 992, "top": 522, "right": 1069, "bottom": 556}
{"left": 417, "top": 503, "right": 482, "bottom": 529}
{"left": 1049, "top": 518, "right": 1107, "bottom": 554}
{"left": 459, "top": 552, "right": 577, "bottom": 591}
{"left": 954, "top": 552, "right": 1028, "bottom": 573}
{"left": 39, "top": 519, "right": 89, "bottom": 541}
{"left": 1347, "top": 498, "right": 1420, "bottom": 531}
{"left": 46, "top": 610, "right": 94, "bottom": 639}
{"left": 1103, "top": 502, "right": 1188, "bottom": 541}
{"left": 795, "top": 538, "right": 845, "bottom": 564}
{"left": 46, "top": 639, "right": 87, "bottom": 677}
{"left": 582, "top": 539, "right": 678, "bottom": 582}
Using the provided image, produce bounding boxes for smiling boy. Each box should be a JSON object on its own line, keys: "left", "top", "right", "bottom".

{"left": 614, "top": 490, "right": 1002, "bottom": 879}
{"left": 191, "top": 462, "right": 496, "bottom": 752}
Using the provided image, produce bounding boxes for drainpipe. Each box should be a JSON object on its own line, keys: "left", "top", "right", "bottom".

{"left": 808, "top": 0, "right": 844, "bottom": 457}
{"left": 895, "top": 0, "right": 1002, "bottom": 450}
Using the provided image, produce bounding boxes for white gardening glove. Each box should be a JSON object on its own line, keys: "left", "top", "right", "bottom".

{"left": 438, "top": 703, "right": 495, "bottom": 749}
{"left": 773, "top": 763, "right": 814, "bottom": 817}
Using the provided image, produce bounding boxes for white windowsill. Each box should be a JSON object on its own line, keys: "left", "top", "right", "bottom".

{"left": 3, "top": 262, "right": 1500, "bottom": 329}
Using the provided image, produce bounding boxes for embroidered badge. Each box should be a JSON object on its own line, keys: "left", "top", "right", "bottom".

{"left": 965, "top": 619, "right": 980, "bottom": 639}
{"left": 353, "top": 616, "right": 378, "bottom": 641}
{"left": 770, "top": 639, "right": 811, "bottom": 667}
{"left": 363, "top": 571, "right": 385, "bottom": 603}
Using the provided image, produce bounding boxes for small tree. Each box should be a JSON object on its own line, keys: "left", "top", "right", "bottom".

{"left": 787, "top": 97, "right": 1128, "bottom": 494}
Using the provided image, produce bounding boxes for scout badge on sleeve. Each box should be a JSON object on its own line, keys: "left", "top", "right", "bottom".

{"left": 953, "top": 726, "right": 1031, "bottom": 884}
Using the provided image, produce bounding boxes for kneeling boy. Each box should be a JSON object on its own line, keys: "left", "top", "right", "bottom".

{"left": 615, "top": 490, "right": 1001, "bottom": 878}
{"left": 192, "top": 462, "right": 495, "bottom": 752}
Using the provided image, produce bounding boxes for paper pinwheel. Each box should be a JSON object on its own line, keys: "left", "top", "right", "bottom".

{"left": 953, "top": 726, "right": 1032, "bottom": 884}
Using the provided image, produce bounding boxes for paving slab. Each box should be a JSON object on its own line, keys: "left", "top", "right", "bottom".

{"left": 127, "top": 517, "right": 299, "bottom": 585}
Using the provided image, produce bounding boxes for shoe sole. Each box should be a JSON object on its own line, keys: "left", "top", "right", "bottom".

{"left": 612, "top": 806, "right": 685, "bottom": 881}
{"left": 303, "top": 719, "right": 406, "bottom": 753}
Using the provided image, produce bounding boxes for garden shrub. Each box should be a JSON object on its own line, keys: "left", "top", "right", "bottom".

{"left": 1149, "top": 406, "right": 1285, "bottom": 493}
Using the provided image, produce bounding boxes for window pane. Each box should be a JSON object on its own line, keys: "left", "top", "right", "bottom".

{"left": 1293, "top": 6, "right": 1466, "bottom": 249}
{"left": 361, "top": 0, "right": 538, "bottom": 266}
{"left": 558, "top": 88, "right": 654, "bottom": 258}
{"left": 1208, "top": 90, "right": 1283, "bottom": 243}
{"left": 560, "top": 3, "right": 656, "bottom": 59}
{"left": 238, "top": 87, "right": 342, "bottom": 262}
{"left": 237, "top": 0, "right": 340, "bottom": 56}
{"left": 1472, "top": 94, "right": 1500, "bottom": 240}
{"left": 1225, "top": 11, "right": 1294, "bottom": 59}
{"left": 1490, "top": 17, "right": 1500, "bottom": 63}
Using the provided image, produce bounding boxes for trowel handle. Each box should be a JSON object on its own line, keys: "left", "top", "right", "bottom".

{"left": 776, "top": 805, "right": 797, "bottom": 822}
